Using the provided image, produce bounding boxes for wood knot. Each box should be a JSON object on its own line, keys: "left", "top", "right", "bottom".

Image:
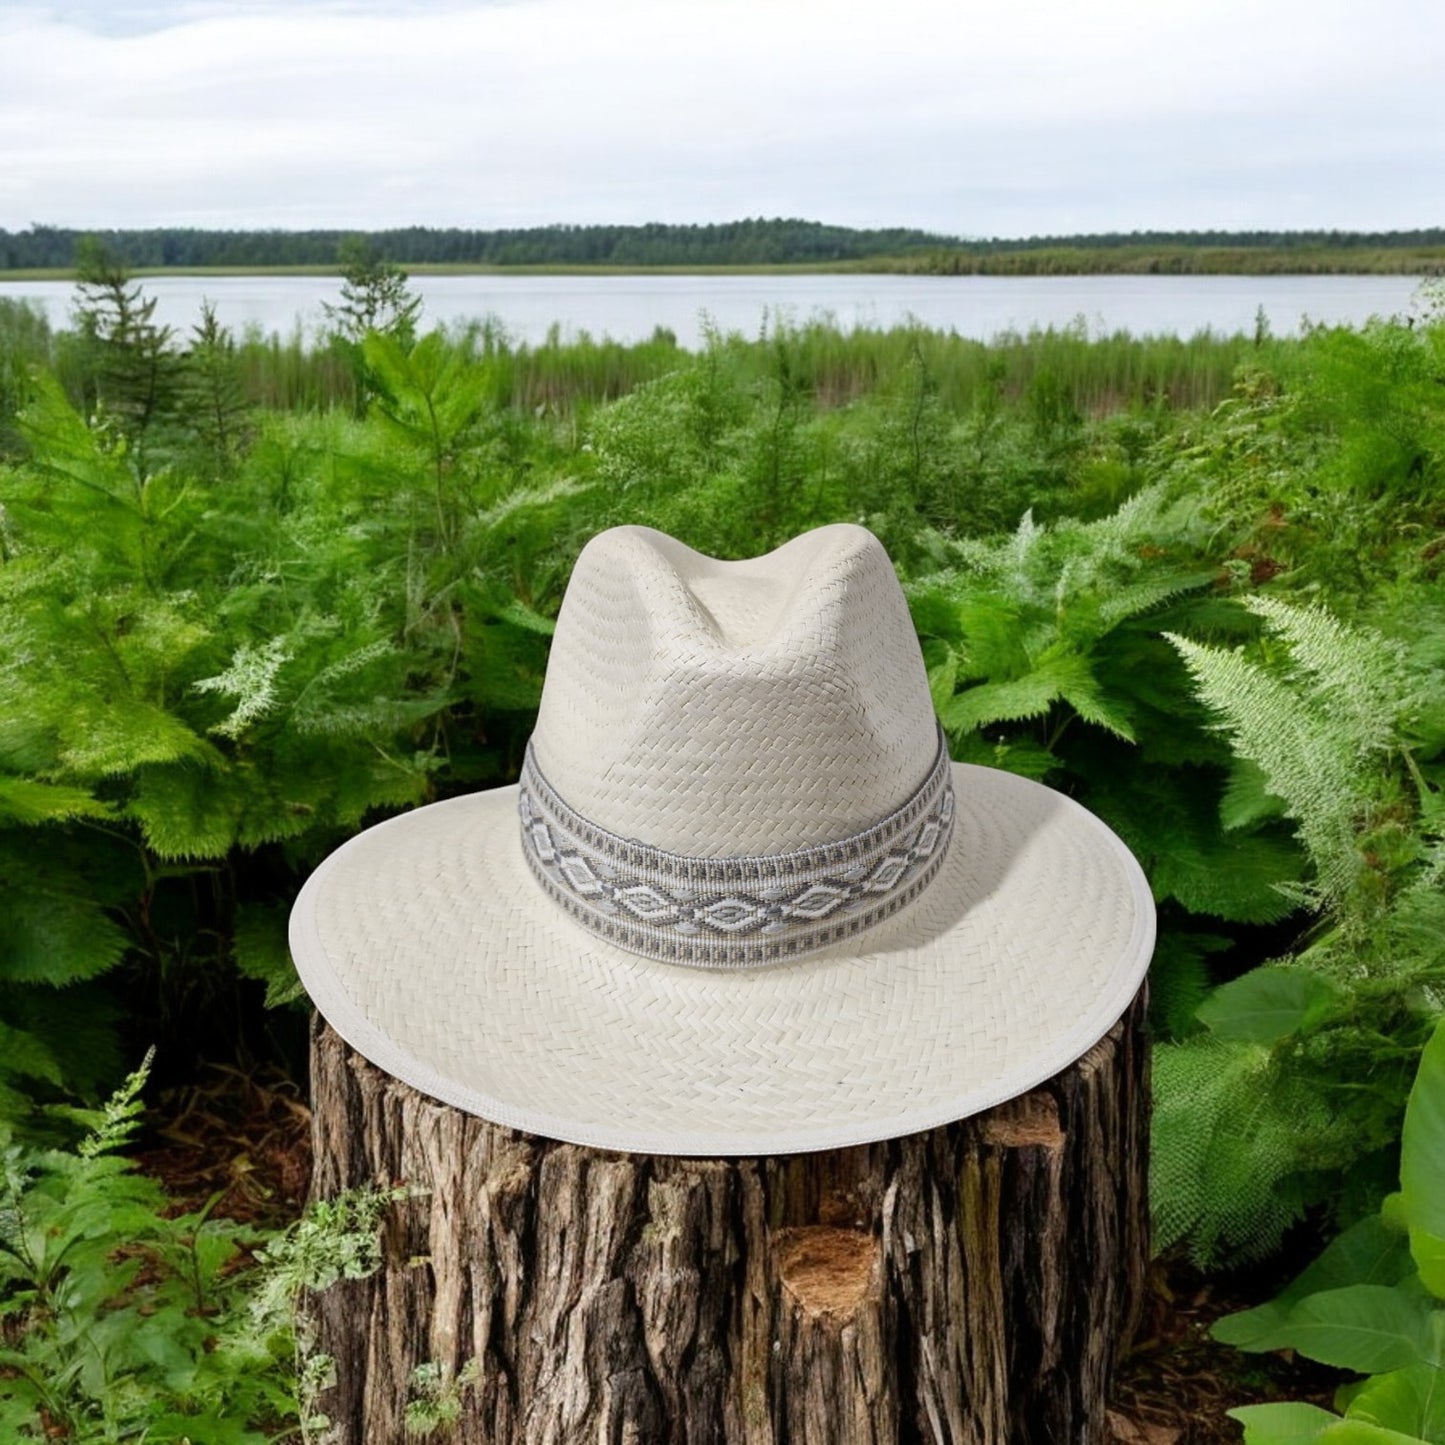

{"left": 774, "top": 1226, "right": 878, "bottom": 1320}
{"left": 981, "top": 1092, "right": 1064, "bottom": 1148}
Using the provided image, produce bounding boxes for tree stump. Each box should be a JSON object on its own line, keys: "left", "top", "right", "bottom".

{"left": 306, "top": 985, "right": 1149, "bottom": 1444}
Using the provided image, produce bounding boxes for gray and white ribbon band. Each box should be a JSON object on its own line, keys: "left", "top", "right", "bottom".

{"left": 517, "top": 732, "right": 955, "bottom": 969}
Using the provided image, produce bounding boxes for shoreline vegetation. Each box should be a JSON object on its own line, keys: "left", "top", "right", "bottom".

{"left": 2, "top": 218, "right": 1443, "bottom": 277}
{"left": 1, "top": 259, "right": 1444, "bottom": 1440}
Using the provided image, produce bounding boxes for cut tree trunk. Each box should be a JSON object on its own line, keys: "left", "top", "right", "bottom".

{"left": 306, "top": 985, "right": 1149, "bottom": 1445}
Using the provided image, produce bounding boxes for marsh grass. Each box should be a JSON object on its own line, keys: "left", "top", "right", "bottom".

{"left": 193, "top": 314, "right": 1266, "bottom": 419}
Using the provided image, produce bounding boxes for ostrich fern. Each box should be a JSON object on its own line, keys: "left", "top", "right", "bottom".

{"left": 1155, "top": 600, "right": 1445, "bottom": 1264}
{"left": 1167, "top": 597, "right": 1421, "bottom": 922}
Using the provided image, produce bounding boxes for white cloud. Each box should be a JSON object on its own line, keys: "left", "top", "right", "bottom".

{"left": 0, "top": 0, "right": 1440, "bottom": 232}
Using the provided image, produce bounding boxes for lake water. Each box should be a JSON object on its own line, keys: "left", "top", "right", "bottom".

{"left": 0, "top": 272, "right": 1430, "bottom": 350}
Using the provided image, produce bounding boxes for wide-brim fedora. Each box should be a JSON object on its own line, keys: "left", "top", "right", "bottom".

{"left": 290, "top": 523, "right": 1154, "bottom": 1155}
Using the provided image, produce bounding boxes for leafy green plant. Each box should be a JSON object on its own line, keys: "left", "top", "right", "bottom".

{"left": 0, "top": 1049, "right": 412, "bottom": 1442}
{"left": 0, "top": 330, "right": 585, "bottom": 1103}
{"left": 908, "top": 489, "right": 1302, "bottom": 924}
{"left": 1220, "top": 1016, "right": 1445, "bottom": 1444}
{"left": 404, "top": 1358, "right": 481, "bottom": 1437}
{"left": 1154, "top": 598, "right": 1445, "bottom": 1264}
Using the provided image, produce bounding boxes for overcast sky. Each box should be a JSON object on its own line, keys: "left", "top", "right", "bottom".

{"left": 1, "top": 0, "right": 1440, "bottom": 238}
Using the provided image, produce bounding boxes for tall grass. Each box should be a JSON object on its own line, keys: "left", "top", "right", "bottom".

{"left": 0, "top": 283, "right": 1288, "bottom": 448}
{"left": 211, "top": 313, "right": 1263, "bottom": 420}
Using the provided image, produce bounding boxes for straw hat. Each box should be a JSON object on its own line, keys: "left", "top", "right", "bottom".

{"left": 289, "top": 523, "right": 1154, "bottom": 1155}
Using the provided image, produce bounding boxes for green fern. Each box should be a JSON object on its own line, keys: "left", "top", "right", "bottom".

{"left": 910, "top": 495, "right": 1301, "bottom": 925}
{"left": 1153, "top": 1035, "right": 1356, "bottom": 1264}
{"left": 1153, "top": 597, "right": 1445, "bottom": 1265}
{"left": 0, "top": 1050, "right": 412, "bottom": 1442}
{"left": 1167, "top": 598, "right": 1421, "bottom": 921}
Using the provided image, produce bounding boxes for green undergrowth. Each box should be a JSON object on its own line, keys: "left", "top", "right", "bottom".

{"left": 1221, "top": 1017, "right": 1445, "bottom": 1444}
{"left": 0, "top": 270, "right": 1442, "bottom": 1436}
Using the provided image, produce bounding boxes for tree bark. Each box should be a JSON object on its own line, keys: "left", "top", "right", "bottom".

{"left": 307, "top": 985, "right": 1149, "bottom": 1444}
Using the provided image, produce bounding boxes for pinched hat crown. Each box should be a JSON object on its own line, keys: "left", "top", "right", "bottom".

{"left": 531, "top": 524, "right": 939, "bottom": 854}
{"left": 520, "top": 525, "right": 954, "bottom": 967}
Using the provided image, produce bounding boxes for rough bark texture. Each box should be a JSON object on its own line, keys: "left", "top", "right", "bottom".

{"left": 307, "top": 986, "right": 1149, "bottom": 1444}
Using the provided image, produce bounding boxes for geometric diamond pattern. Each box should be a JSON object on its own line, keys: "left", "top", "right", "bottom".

{"left": 530, "top": 821, "right": 556, "bottom": 863}
{"left": 558, "top": 853, "right": 604, "bottom": 896}
{"left": 516, "top": 725, "right": 956, "bottom": 963}
{"left": 698, "top": 897, "right": 769, "bottom": 933}
{"left": 785, "top": 883, "right": 850, "bottom": 919}
{"left": 863, "top": 854, "right": 910, "bottom": 892}
{"left": 616, "top": 884, "right": 679, "bottom": 921}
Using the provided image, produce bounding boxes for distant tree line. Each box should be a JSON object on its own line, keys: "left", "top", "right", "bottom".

{"left": 0, "top": 220, "right": 953, "bottom": 270}
{"left": 3, "top": 220, "right": 1443, "bottom": 272}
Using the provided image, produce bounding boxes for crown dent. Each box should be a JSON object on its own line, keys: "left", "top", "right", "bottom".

{"left": 531, "top": 525, "right": 938, "bottom": 857}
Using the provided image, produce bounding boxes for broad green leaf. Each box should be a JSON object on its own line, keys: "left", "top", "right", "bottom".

{"left": 952, "top": 596, "right": 1030, "bottom": 680}
{"left": 1221, "top": 756, "right": 1289, "bottom": 831}
{"left": 1214, "top": 1217, "right": 1414, "bottom": 1349}
{"left": 926, "top": 648, "right": 958, "bottom": 715}
{"left": 1344, "top": 1364, "right": 1445, "bottom": 1442}
{"left": 0, "top": 776, "right": 108, "bottom": 825}
{"left": 1197, "top": 966, "right": 1343, "bottom": 1044}
{"left": 1084, "top": 766, "right": 1305, "bottom": 924}
{"left": 0, "top": 1023, "right": 63, "bottom": 1085}
{"left": 940, "top": 671, "right": 1060, "bottom": 732}
{"left": 1145, "top": 827, "right": 1304, "bottom": 924}
{"left": 1035, "top": 648, "right": 1137, "bottom": 740}
{"left": 1320, "top": 1421, "right": 1436, "bottom": 1444}
{"left": 905, "top": 585, "right": 964, "bottom": 643}
{"left": 0, "top": 889, "right": 128, "bottom": 985}
{"left": 1228, "top": 1401, "right": 1340, "bottom": 1444}
{"left": 1278, "top": 1286, "right": 1436, "bottom": 1374}
{"left": 1214, "top": 1299, "right": 1294, "bottom": 1350}
{"left": 148, "top": 1412, "right": 272, "bottom": 1445}
{"left": 1288, "top": 1217, "right": 1418, "bottom": 1302}
{"left": 1414, "top": 1235, "right": 1445, "bottom": 1306}
{"left": 1402, "top": 1021, "right": 1445, "bottom": 1298}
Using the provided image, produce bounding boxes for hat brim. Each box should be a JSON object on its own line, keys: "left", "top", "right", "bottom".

{"left": 289, "top": 763, "right": 1154, "bottom": 1156}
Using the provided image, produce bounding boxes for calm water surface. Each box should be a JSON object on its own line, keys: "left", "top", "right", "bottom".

{"left": 0, "top": 273, "right": 1428, "bottom": 348}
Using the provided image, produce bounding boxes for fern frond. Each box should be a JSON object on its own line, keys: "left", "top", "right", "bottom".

{"left": 1247, "top": 595, "right": 1413, "bottom": 756}
{"left": 1167, "top": 631, "right": 1364, "bottom": 908}
{"left": 193, "top": 636, "right": 292, "bottom": 739}
{"left": 1098, "top": 569, "right": 1219, "bottom": 627}
{"left": 1152, "top": 1036, "right": 1352, "bottom": 1264}
{"left": 77, "top": 1046, "right": 155, "bottom": 1158}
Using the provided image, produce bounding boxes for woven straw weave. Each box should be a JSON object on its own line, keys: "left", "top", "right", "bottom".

{"left": 289, "top": 523, "right": 1154, "bottom": 1155}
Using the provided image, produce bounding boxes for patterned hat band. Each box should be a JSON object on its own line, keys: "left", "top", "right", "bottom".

{"left": 517, "top": 729, "right": 956, "bottom": 971}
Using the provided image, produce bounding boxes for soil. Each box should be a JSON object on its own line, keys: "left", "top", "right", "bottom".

{"left": 134, "top": 1062, "right": 1346, "bottom": 1444}
{"left": 1108, "top": 1258, "right": 1343, "bottom": 1444}
{"left": 134, "top": 1057, "right": 312, "bottom": 1227}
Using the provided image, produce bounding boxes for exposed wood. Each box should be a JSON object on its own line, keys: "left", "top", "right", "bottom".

{"left": 307, "top": 985, "right": 1149, "bottom": 1444}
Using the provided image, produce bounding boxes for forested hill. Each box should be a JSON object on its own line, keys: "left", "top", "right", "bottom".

{"left": 1, "top": 220, "right": 1442, "bottom": 272}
